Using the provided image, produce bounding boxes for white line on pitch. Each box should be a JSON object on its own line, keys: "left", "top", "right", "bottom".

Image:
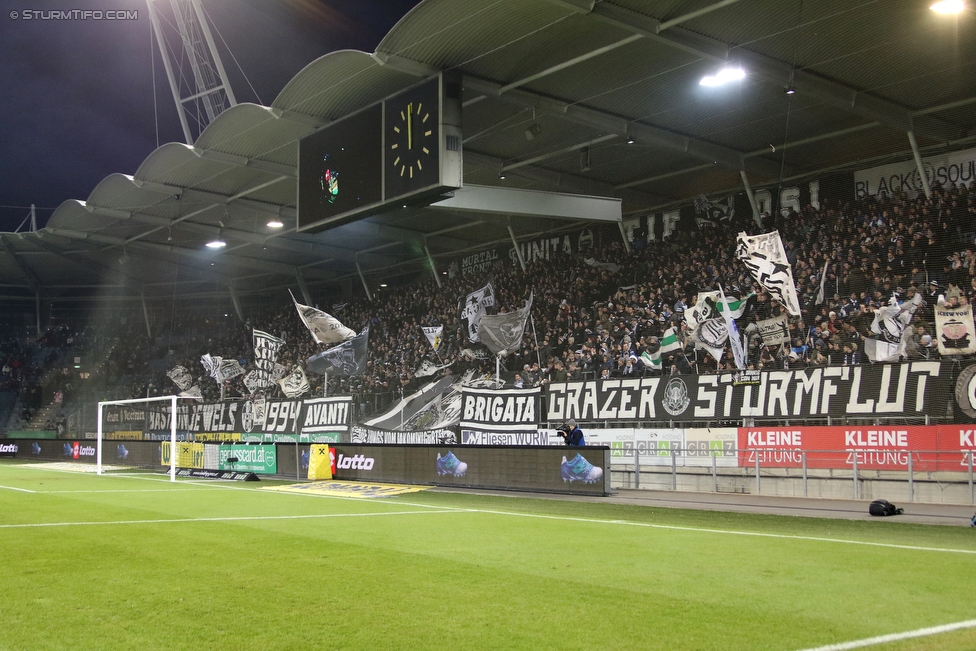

{"left": 795, "top": 618, "right": 976, "bottom": 650}
{"left": 443, "top": 507, "right": 976, "bottom": 556}
{"left": 0, "top": 508, "right": 466, "bottom": 529}
{"left": 38, "top": 488, "right": 205, "bottom": 494}
{"left": 0, "top": 484, "right": 35, "bottom": 493}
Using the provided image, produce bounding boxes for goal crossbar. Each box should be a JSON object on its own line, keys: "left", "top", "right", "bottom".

{"left": 97, "top": 395, "right": 180, "bottom": 481}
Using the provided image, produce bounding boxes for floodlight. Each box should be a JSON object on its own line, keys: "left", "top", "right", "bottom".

{"left": 700, "top": 66, "right": 746, "bottom": 86}
{"left": 931, "top": 0, "right": 965, "bottom": 13}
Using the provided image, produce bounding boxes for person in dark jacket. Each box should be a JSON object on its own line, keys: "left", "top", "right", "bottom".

{"left": 556, "top": 419, "right": 585, "bottom": 446}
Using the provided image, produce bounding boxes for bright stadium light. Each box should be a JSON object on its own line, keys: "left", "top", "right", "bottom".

{"left": 700, "top": 66, "right": 746, "bottom": 87}
{"left": 930, "top": 0, "right": 965, "bottom": 13}
{"left": 205, "top": 237, "right": 226, "bottom": 249}
{"left": 266, "top": 220, "right": 283, "bottom": 228}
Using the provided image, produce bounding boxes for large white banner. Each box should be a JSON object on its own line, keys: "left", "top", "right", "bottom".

{"left": 854, "top": 146, "right": 976, "bottom": 199}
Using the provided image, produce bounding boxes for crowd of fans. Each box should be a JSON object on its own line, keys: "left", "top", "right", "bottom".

{"left": 2, "top": 179, "right": 975, "bottom": 430}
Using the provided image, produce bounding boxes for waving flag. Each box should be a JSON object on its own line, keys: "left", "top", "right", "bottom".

{"left": 306, "top": 326, "right": 370, "bottom": 377}
{"left": 478, "top": 292, "right": 533, "bottom": 356}
{"left": 290, "top": 290, "right": 355, "bottom": 344}
{"left": 459, "top": 283, "right": 495, "bottom": 342}
{"left": 736, "top": 231, "right": 801, "bottom": 316}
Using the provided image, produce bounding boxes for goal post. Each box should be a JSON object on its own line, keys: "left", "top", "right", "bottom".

{"left": 97, "top": 395, "right": 179, "bottom": 481}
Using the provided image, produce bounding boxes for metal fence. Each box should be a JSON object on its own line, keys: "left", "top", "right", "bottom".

{"left": 609, "top": 449, "right": 976, "bottom": 506}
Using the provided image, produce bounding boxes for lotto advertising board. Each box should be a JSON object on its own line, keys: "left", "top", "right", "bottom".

{"left": 322, "top": 444, "right": 609, "bottom": 495}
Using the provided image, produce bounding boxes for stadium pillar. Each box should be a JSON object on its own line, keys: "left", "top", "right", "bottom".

{"left": 739, "top": 170, "right": 762, "bottom": 228}
{"left": 295, "top": 269, "right": 313, "bottom": 305}
{"left": 424, "top": 244, "right": 442, "bottom": 288}
{"left": 617, "top": 221, "right": 631, "bottom": 253}
{"left": 140, "top": 290, "right": 152, "bottom": 339}
{"left": 507, "top": 223, "right": 526, "bottom": 271}
{"left": 907, "top": 131, "right": 933, "bottom": 200}
{"left": 229, "top": 286, "right": 245, "bottom": 322}
{"left": 355, "top": 261, "right": 373, "bottom": 302}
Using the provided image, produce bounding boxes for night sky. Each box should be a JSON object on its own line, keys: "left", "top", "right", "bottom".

{"left": 0, "top": 0, "right": 421, "bottom": 232}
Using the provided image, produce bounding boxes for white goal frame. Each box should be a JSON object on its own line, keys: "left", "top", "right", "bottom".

{"left": 97, "top": 395, "right": 179, "bottom": 482}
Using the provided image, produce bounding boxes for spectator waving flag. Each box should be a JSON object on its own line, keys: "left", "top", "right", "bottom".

{"left": 279, "top": 365, "right": 310, "bottom": 398}
{"left": 640, "top": 350, "right": 662, "bottom": 371}
{"left": 659, "top": 326, "right": 682, "bottom": 355}
{"left": 736, "top": 231, "right": 801, "bottom": 316}
{"left": 422, "top": 325, "right": 443, "bottom": 351}
{"left": 719, "top": 285, "right": 746, "bottom": 370}
{"left": 459, "top": 282, "right": 495, "bottom": 342}
{"left": 478, "top": 292, "right": 533, "bottom": 356}
{"left": 166, "top": 365, "right": 193, "bottom": 392}
{"left": 290, "top": 290, "right": 355, "bottom": 344}
{"left": 306, "top": 326, "right": 370, "bottom": 377}
{"left": 252, "top": 329, "right": 285, "bottom": 388}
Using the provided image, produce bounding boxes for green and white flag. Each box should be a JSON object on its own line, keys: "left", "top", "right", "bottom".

{"left": 640, "top": 350, "right": 662, "bottom": 371}
{"left": 686, "top": 291, "right": 753, "bottom": 329}
{"left": 659, "top": 326, "right": 681, "bottom": 354}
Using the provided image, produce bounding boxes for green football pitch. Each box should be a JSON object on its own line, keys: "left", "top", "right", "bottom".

{"left": 1, "top": 460, "right": 975, "bottom": 651}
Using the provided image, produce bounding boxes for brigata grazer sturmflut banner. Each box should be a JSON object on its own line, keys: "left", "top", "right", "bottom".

{"left": 546, "top": 362, "right": 951, "bottom": 423}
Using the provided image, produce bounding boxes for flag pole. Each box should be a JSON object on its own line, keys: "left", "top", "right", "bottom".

{"left": 324, "top": 371, "right": 328, "bottom": 398}
{"left": 530, "top": 315, "right": 542, "bottom": 368}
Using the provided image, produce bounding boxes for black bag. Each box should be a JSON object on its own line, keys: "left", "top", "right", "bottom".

{"left": 869, "top": 499, "right": 904, "bottom": 516}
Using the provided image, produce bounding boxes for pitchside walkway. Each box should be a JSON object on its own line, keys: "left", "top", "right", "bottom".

{"left": 434, "top": 487, "right": 976, "bottom": 527}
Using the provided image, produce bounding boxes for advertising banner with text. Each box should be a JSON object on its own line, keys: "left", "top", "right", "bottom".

{"left": 546, "top": 363, "right": 950, "bottom": 423}
{"left": 735, "top": 425, "right": 974, "bottom": 472}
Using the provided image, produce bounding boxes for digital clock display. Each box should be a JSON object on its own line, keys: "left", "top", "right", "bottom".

{"left": 298, "top": 104, "right": 383, "bottom": 230}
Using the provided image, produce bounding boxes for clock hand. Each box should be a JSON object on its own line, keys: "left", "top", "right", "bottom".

{"left": 407, "top": 102, "right": 413, "bottom": 150}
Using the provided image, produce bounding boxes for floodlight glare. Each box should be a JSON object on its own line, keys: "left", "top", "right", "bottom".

{"left": 266, "top": 220, "right": 284, "bottom": 228}
{"left": 930, "top": 0, "right": 965, "bottom": 13}
{"left": 700, "top": 66, "right": 746, "bottom": 86}
{"left": 205, "top": 238, "right": 226, "bottom": 249}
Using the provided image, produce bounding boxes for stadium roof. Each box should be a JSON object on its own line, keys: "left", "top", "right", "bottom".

{"left": 2, "top": 0, "right": 974, "bottom": 308}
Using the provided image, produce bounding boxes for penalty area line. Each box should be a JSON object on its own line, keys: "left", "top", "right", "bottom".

{"left": 796, "top": 618, "right": 976, "bottom": 651}
{"left": 0, "top": 508, "right": 467, "bottom": 529}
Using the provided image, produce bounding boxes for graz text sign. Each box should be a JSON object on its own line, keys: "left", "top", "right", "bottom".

{"left": 546, "top": 363, "right": 949, "bottom": 422}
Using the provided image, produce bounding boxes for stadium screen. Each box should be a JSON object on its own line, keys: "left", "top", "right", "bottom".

{"left": 297, "top": 104, "right": 383, "bottom": 230}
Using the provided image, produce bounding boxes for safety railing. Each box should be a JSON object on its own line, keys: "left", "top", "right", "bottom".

{"left": 610, "top": 448, "right": 975, "bottom": 505}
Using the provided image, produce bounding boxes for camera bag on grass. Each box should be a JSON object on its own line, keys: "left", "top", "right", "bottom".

{"left": 868, "top": 499, "right": 904, "bottom": 516}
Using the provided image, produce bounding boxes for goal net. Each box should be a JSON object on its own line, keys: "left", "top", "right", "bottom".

{"left": 97, "top": 395, "right": 180, "bottom": 481}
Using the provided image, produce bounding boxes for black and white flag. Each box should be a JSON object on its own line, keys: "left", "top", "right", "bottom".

{"left": 178, "top": 385, "right": 204, "bottom": 401}
{"left": 460, "top": 282, "right": 495, "bottom": 342}
{"left": 755, "top": 315, "right": 790, "bottom": 346}
{"left": 694, "top": 194, "right": 735, "bottom": 230}
{"left": 290, "top": 290, "right": 355, "bottom": 344}
{"left": 306, "top": 326, "right": 370, "bottom": 376}
{"left": 415, "top": 359, "right": 454, "bottom": 378}
{"left": 278, "top": 366, "right": 310, "bottom": 398}
{"left": 692, "top": 318, "right": 729, "bottom": 363}
{"left": 252, "top": 329, "right": 285, "bottom": 389}
{"left": 736, "top": 231, "right": 801, "bottom": 316}
{"left": 478, "top": 292, "right": 533, "bottom": 356}
{"left": 215, "top": 358, "right": 244, "bottom": 383}
{"left": 166, "top": 365, "right": 193, "bottom": 392}
{"left": 200, "top": 353, "right": 220, "bottom": 378}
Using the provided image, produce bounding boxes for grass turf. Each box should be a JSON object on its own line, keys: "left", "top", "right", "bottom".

{"left": 1, "top": 460, "right": 975, "bottom": 651}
